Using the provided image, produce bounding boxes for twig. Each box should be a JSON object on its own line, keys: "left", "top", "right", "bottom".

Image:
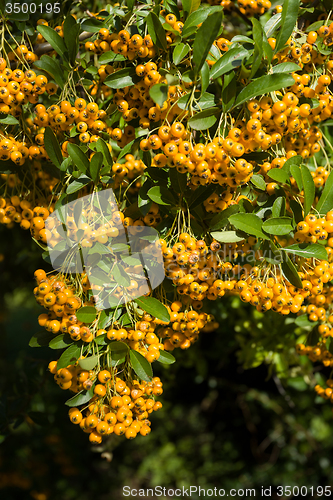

{"left": 273, "top": 374, "right": 295, "bottom": 409}
{"left": 231, "top": 6, "right": 252, "bottom": 27}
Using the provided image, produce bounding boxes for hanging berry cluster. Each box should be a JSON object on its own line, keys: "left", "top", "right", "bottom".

{"left": 2, "top": 0, "right": 333, "bottom": 444}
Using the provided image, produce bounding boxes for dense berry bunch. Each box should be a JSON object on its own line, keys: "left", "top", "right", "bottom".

{"left": 2, "top": 0, "right": 333, "bottom": 445}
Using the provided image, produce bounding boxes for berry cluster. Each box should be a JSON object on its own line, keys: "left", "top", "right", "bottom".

{"left": 2, "top": 0, "right": 333, "bottom": 443}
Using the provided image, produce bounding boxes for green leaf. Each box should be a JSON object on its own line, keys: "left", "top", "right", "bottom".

{"left": 177, "top": 91, "right": 215, "bottom": 111}
{"left": 275, "top": 0, "right": 300, "bottom": 54}
{"left": 117, "top": 139, "right": 136, "bottom": 161}
{"left": 193, "top": 12, "right": 222, "bottom": 76}
{"left": 79, "top": 355, "right": 99, "bottom": 370}
{"left": 129, "top": 350, "right": 153, "bottom": 382}
{"left": 267, "top": 168, "right": 290, "bottom": 184}
{"left": 182, "top": 0, "right": 201, "bottom": 17}
{"left": 134, "top": 296, "right": 170, "bottom": 322}
{"left": 67, "top": 143, "right": 90, "bottom": 175}
{"left": 262, "top": 24, "right": 273, "bottom": 63}
{"left": 138, "top": 179, "right": 153, "bottom": 215}
{"left": 282, "top": 244, "right": 328, "bottom": 260}
{"left": 281, "top": 255, "right": 303, "bottom": 289}
{"left": 127, "top": 0, "right": 135, "bottom": 11}
{"left": 96, "top": 138, "right": 113, "bottom": 168}
{"left": 209, "top": 205, "right": 240, "bottom": 231}
{"left": 108, "top": 341, "right": 129, "bottom": 366}
{"left": 148, "top": 186, "right": 176, "bottom": 205}
{"left": 70, "top": 127, "right": 79, "bottom": 138}
{"left": 231, "top": 35, "right": 254, "bottom": 44}
{"left": 210, "top": 46, "right": 251, "bottom": 80}
{"left": 158, "top": 350, "right": 176, "bottom": 364}
{"left": 173, "top": 43, "right": 190, "bottom": 65}
{"left": 229, "top": 213, "right": 269, "bottom": 240}
{"left": 97, "top": 309, "right": 115, "bottom": 329}
{"left": 262, "top": 217, "right": 294, "bottom": 235}
{"left": 210, "top": 230, "right": 245, "bottom": 243}
{"left": 44, "top": 127, "right": 63, "bottom": 169}
{"left": 108, "top": 243, "right": 129, "bottom": 253}
{"left": 234, "top": 73, "right": 295, "bottom": 108}
{"left": 89, "top": 242, "right": 113, "bottom": 256}
{"left": 264, "top": 13, "right": 281, "bottom": 38}
{"left": 112, "top": 263, "right": 131, "bottom": 287}
{"left": 90, "top": 152, "right": 103, "bottom": 184}
{"left": 169, "top": 168, "right": 187, "bottom": 194}
{"left": 188, "top": 107, "right": 218, "bottom": 130}
{"left": 272, "top": 197, "right": 285, "bottom": 218}
{"left": 250, "top": 18, "right": 264, "bottom": 78}
{"left": 0, "top": 115, "right": 19, "bottom": 125}
{"left": 94, "top": 334, "right": 107, "bottom": 345}
{"left": 76, "top": 306, "right": 97, "bottom": 324}
{"left": 81, "top": 18, "right": 107, "bottom": 32}
{"left": 98, "top": 51, "right": 126, "bottom": 63}
{"left": 34, "top": 55, "right": 65, "bottom": 88}
{"left": 49, "top": 334, "right": 73, "bottom": 350}
{"left": 290, "top": 199, "right": 303, "bottom": 224}
{"left": 182, "top": 6, "right": 223, "bottom": 38}
{"left": 316, "top": 169, "right": 333, "bottom": 215}
{"left": 119, "top": 312, "right": 132, "bottom": 326}
{"left": 307, "top": 328, "right": 320, "bottom": 346}
{"left": 149, "top": 84, "right": 168, "bottom": 108}
{"left": 85, "top": 66, "right": 98, "bottom": 76}
{"left": 146, "top": 12, "right": 167, "bottom": 50}
{"left": 290, "top": 164, "right": 303, "bottom": 192}
{"left": 295, "top": 314, "right": 317, "bottom": 328}
{"left": 57, "top": 344, "right": 81, "bottom": 370}
{"left": 272, "top": 62, "right": 302, "bottom": 73}
{"left": 282, "top": 154, "right": 302, "bottom": 171}
{"left": 104, "top": 68, "right": 136, "bottom": 89}
{"left": 37, "top": 25, "right": 68, "bottom": 60}
{"left": 301, "top": 165, "right": 315, "bottom": 216}
{"left": 305, "top": 20, "right": 332, "bottom": 32}
{"left": 187, "top": 185, "right": 215, "bottom": 208}
{"left": 200, "top": 61, "right": 210, "bottom": 94}
{"left": 222, "top": 71, "right": 236, "bottom": 112}
{"left": 29, "top": 331, "right": 54, "bottom": 348}
{"left": 65, "top": 388, "right": 95, "bottom": 407}
{"left": 6, "top": 10, "right": 29, "bottom": 21}
{"left": 63, "top": 15, "right": 80, "bottom": 65}
{"left": 251, "top": 174, "right": 266, "bottom": 191}
{"left": 50, "top": 156, "right": 66, "bottom": 177}
{"left": 109, "top": 341, "right": 129, "bottom": 353}
{"left": 262, "top": 240, "right": 283, "bottom": 265}
{"left": 66, "top": 175, "right": 91, "bottom": 194}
